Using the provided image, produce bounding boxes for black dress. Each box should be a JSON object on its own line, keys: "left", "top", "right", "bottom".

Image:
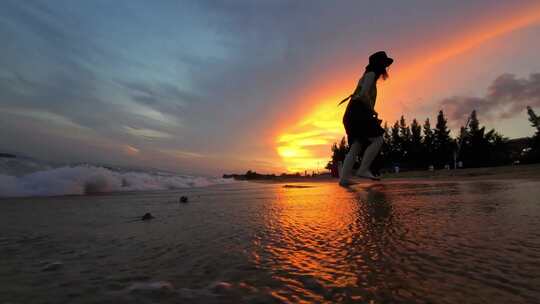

{"left": 342, "top": 97, "right": 384, "bottom": 145}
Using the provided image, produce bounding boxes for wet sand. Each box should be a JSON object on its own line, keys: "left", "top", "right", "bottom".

{"left": 1, "top": 179, "right": 540, "bottom": 303}
{"left": 382, "top": 163, "right": 540, "bottom": 181}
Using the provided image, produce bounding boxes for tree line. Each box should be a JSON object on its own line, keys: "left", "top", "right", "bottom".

{"left": 327, "top": 107, "right": 540, "bottom": 175}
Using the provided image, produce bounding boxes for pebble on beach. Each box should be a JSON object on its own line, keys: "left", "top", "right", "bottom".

{"left": 210, "top": 281, "right": 233, "bottom": 293}
{"left": 42, "top": 261, "right": 63, "bottom": 272}
{"left": 141, "top": 213, "right": 154, "bottom": 221}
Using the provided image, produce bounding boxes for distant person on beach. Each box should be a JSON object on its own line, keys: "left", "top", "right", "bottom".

{"left": 339, "top": 51, "right": 393, "bottom": 186}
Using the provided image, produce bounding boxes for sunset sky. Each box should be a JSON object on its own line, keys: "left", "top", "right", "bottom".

{"left": 1, "top": 1, "right": 540, "bottom": 175}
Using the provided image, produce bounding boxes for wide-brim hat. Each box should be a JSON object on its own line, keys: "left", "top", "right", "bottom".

{"left": 369, "top": 51, "right": 393, "bottom": 67}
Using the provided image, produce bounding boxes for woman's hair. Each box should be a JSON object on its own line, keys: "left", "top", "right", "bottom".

{"left": 365, "top": 63, "right": 389, "bottom": 81}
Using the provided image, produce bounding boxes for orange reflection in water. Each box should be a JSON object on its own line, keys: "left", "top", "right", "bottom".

{"left": 243, "top": 180, "right": 540, "bottom": 303}
{"left": 251, "top": 183, "right": 398, "bottom": 303}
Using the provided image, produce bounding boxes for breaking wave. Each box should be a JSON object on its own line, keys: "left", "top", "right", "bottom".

{"left": 0, "top": 160, "right": 234, "bottom": 198}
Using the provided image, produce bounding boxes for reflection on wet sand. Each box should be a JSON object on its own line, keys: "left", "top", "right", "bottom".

{"left": 1, "top": 180, "right": 540, "bottom": 303}
{"left": 250, "top": 181, "right": 540, "bottom": 303}
{"left": 251, "top": 184, "right": 401, "bottom": 302}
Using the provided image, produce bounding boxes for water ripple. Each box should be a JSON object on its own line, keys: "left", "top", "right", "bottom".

{"left": 1, "top": 181, "right": 539, "bottom": 303}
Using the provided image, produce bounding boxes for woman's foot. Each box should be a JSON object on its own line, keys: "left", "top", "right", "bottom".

{"left": 339, "top": 179, "right": 358, "bottom": 187}
{"left": 355, "top": 170, "right": 381, "bottom": 181}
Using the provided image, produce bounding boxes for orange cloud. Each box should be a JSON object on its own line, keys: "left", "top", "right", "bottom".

{"left": 276, "top": 5, "right": 540, "bottom": 172}
{"left": 383, "top": 5, "right": 540, "bottom": 115}
{"left": 123, "top": 145, "right": 140, "bottom": 156}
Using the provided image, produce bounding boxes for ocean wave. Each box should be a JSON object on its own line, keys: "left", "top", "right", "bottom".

{"left": 0, "top": 165, "right": 234, "bottom": 198}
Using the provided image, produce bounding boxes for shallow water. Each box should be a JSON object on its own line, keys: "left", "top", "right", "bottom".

{"left": 1, "top": 180, "right": 540, "bottom": 303}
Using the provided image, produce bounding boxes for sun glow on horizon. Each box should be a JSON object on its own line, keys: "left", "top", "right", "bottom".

{"left": 275, "top": 5, "right": 540, "bottom": 173}
{"left": 277, "top": 101, "right": 345, "bottom": 172}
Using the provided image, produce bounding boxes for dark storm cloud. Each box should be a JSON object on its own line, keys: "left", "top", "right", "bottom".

{"left": 441, "top": 73, "right": 540, "bottom": 124}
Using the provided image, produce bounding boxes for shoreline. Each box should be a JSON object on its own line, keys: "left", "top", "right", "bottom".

{"left": 2, "top": 164, "right": 539, "bottom": 200}
{"left": 381, "top": 163, "right": 540, "bottom": 181}
{"left": 245, "top": 163, "right": 540, "bottom": 184}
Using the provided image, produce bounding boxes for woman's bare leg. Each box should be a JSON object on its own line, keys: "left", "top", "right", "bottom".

{"left": 356, "top": 136, "right": 383, "bottom": 179}
{"left": 339, "top": 141, "right": 361, "bottom": 185}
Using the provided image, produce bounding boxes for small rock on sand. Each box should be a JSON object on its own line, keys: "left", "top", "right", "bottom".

{"left": 211, "top": 281, "right": 233, "bottom": 293}
{"left": 141, "top": 213, "right": 154, "bottom": 221}
{"left": 42, "top": 261, "right": 63, "bottom": 272}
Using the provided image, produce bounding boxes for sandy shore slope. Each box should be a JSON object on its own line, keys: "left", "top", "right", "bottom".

{"left": 1, "top": 177, "right": 540, "bottom": 303}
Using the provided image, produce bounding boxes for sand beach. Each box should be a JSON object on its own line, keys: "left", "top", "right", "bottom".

{"left": 1, "top": 175, "right": 540, "bottom": 303}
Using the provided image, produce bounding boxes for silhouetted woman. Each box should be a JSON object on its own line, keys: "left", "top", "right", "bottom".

{"left": 339, "top": 51, "right": 393, "bottom": 185}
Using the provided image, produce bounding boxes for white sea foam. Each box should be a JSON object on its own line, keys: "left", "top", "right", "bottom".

{"left": 0, "top": 162, "right": 234, "bottom": 198}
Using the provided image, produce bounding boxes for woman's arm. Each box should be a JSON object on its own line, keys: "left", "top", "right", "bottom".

{"left": 352, "top": 72, "right": 377, "bottom": 115}
{"left": 352, "top": 72, "right": 375, "bottom": 101}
